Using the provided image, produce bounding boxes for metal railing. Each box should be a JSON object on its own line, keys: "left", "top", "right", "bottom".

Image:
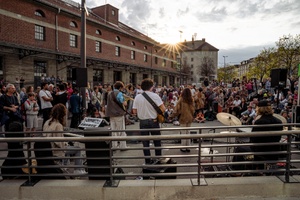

{"left": 1, "top": 124, "right": 300, "bottom": 187}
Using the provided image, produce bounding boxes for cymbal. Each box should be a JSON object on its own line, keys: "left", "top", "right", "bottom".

{"left": 255, "top": 114, "right": 287, "bottom": 124}
{"left": 216, "top": 112, "right": 242, "bottom": 126}
{"left": 273, "top": 114, "right": 287, "bottom": 124}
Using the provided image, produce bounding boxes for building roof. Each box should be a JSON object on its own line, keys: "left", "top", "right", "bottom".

{"left": 181, "top": 38, "right": 219, "bottom": 52}
{"left": 40, "top": 0, "right": 158, "bottom": 45}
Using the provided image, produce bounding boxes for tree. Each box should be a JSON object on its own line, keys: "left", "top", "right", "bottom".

{"left": 197, "top": 56, "right": 215, "bottom": 79}
{"left": 248, "top": 47, "right": 278, "bottom": 82}
{"left": 276, "top": 34, "right": 300, "bottom": 76}
{"left": 217, "top": 65, "right": 237, "bottom": 83}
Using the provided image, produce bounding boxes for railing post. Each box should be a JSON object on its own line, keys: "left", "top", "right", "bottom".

{"left": 197, "top": 137, "right": 202, "bottom": 185}
{"left": 191, "top": 128, "right": 207, "bottom": 186}
{"left": 104, "top": 137, "right": 119, "bottom": 187}
{"left": 285, "top": 134, "right": 292, "bottom": 183}
{"left": 21, "top": 134, "right": 38, "bottom": 186}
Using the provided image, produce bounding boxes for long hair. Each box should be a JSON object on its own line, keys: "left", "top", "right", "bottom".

{"left": 180, "top": 88, "right": 193, "bottom": 104}
{"left": 256, "top": 106, "right": 273, "bottom": 116}
{"left": 49, "top": 103, "right": 67, "bottom": 126}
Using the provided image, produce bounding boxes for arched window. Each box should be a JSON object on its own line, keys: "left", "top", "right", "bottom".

{"left": 70, "top": 21, "right": 77, "bottom": 28}
{"left": 131, "top": 41, "right": 135, "bottom": 46}
{"left": 144, "top": 46, "right": 148, "bottom": 50}
{"left": 115, "top": 36, "right": 120, "bottom": 41}
{"left": 35, "top": 9, "right": 45, "bottom": 17}
{"left": 96, "top": 29, "right": 102, "bottom": 35}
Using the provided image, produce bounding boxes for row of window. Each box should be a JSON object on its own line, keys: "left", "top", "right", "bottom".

{"left": 34, "top": 25, "right": 171, "bottom": 66}
{"left": 33, "top": 9, "right": 176, "bottom": 67}
{"left": 34, "top": 9, "right": 175, "bottom": 59}
{"left": 35, "top": 9, "right": 150, "bottom": 51}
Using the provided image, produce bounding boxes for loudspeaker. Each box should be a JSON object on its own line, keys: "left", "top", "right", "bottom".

{"left": 72, "top": 68, "right": 87, "bottom": 87}
{"left": 296, "top": 106, "right": 300, "bottom": 125}
{"left": 270, "top": 68, "right": 287, "bottom": 88}
{"left": 84, "top": 129, "right": 111, "bottom": 180}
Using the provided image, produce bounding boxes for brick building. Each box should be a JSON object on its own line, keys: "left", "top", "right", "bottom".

{"left": 0, "top": 0, "right": 179, "bottom": 89}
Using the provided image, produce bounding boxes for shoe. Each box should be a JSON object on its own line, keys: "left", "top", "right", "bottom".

{"left": 74, "top": 169, "right": 87, "bottom": 174}
{"left": 180, "top": 149, "right": 186, "bottom": 152}
{"left": 159, "top": 158, "right": 169, "bottom": 164}
{"left": 186, "top": 149, "right": 190, "bottom": 152}
{"left": 145, "top": 159, "right": 155, "bottom": 165}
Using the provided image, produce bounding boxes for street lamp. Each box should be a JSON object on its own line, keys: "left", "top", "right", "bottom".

{"left": 222, "top": 56, "right": 228, "bottom": 83}
{"left": 223, "top": 56, "right": 228, "bottom": 68}
{"left": 178, "top": 30, "right": 183, "bottom": 86}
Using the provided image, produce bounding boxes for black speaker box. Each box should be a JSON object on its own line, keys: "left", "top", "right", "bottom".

{"left": 72, "top": 68, "right": 87, "bottom": 87}
{"left": 270, "top": 68, "right": 287, "bottom": 88}
{"left": 84, "top": 129, "right": 111, "bottom": 180}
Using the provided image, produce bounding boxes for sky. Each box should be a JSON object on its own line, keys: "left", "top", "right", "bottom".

{"left": 73, "top": 0, "right": 300, "bottom": 66}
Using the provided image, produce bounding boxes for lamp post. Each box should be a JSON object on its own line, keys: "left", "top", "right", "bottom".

{"left": 223, "top": 56, "right": 228, "bottom": 82}
{"left": 80, "top": 0, "right": 87, "bottom": 111}
{"left": 223, "top": 55, "right": 228, "bottom": 68}
{"left": 179, "top": 30, "right": 183, "bottom": 86}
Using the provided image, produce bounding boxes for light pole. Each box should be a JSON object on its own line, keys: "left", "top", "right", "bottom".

{"left": 223, "top": 55, "right": 228, "bottom": 68}
{"left": 80, "top": 0, "right": 87, "bottom": 112}
{"left": 179, "top": 30, "right": 183, "bottom": 86}
{"left": 223, "top": 56, "right": 228, "bottom": 82}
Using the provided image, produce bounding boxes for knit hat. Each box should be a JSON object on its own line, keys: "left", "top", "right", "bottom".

{"left": 257, "top": 100, "right": 270, "bottom": 107}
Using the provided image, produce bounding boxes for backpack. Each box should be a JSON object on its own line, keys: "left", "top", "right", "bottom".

{"left": 20, "top": 100, "right": 30, "bottom": 120}
{"left": 204, "top": 111, "right": 215, "bottom": 121}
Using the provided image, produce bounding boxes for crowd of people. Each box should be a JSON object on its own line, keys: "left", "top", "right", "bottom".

{"left": 0, "top": 75, "right": 299, "bottom": 178}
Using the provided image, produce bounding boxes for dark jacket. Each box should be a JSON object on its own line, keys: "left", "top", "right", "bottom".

{"left": 53, "top": 92, "right": 68, "bottom": 106}
{"left": 250, "top": 114, "right": 283, "bottom": 155}
{"left": 105, "top": 91, "right": 126, "bottom": 117}
{"left": 69, "top": 94, "right": 81, "bottom": 114}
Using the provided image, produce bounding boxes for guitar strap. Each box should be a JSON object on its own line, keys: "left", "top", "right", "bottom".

{"left": 111, "top": 91, "right": 132, "bottom": 116}
{"left": 142, "top": 92, "right": 163, "bottom": 115}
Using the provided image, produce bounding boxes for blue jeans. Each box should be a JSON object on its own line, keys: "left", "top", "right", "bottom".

{"left": 139, "top": 119, "right": 162, "bottom": 164}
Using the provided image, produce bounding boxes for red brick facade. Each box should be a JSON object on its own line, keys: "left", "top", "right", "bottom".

{"left": 0, "top": 0, "right": 179, "bottom": 88}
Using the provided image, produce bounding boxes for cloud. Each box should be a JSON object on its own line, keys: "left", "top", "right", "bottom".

{"left": 218, "top": 43, "right": 275, "bottom": 66}
{"left": 195, "top": 6, "right": 228, "bottom": 22}
{"left": 159, "top": 7, "right": 165, "bottom": 18}
{"left": 176, "top": 7, "right": 189, "bottom": 17}
{"left": 118, "top": 0, "right": 152, "bottom": 32}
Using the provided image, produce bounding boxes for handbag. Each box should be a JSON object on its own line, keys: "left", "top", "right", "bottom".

{"left": 142, "top": 92, "right": 165, "bottom": 123}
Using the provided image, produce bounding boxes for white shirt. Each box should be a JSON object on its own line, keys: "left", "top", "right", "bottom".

{"left": 233, "top": 99, "right": 241, "bottom": 107}
{"left": 132, "top": 91, "right": 163, "bottom": 120}
{"left": 39, "top": 89, "right": 53, "bottom": 109}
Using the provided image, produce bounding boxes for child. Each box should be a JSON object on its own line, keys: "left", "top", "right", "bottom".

{"left": 195, "top": 110, "right": 206, "bottom": 123}
{"left": 25, "top": 92, "right": 39, "bottom": 133}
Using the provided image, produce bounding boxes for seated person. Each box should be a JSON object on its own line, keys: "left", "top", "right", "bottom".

{"left": 232, "top": 100, "right": 283, "bottom": 170}
{"left": 164, "top": 104, "right": 175, "bottom": 123}
{"left": 281, "top": 110, "right": 291, "bottom": 123}
{"left": 1, "top": 122, "right": 28, "bottom": 179}
{"left": 251, "top": 100, "right": 283, "bottom": 165}
{"left": 42, "top": 103, "right": 86, "bottom": 174}
{"left": 229, "top": 96, "right": 241, "bottom": 117}
{"left": 194, "top": 110, "right": 206, "bottom": 123}
{"left": 240, "top": 105, "right": 256, "bottom": 125}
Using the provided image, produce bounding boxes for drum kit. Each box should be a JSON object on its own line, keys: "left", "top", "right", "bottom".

{"left": 216, "top": 112, "right": 288, "bottom": 162}
{"left": 217, "top": 112, "right": 287, "bottom": 127}
{"left": 216, "top": 113, "right": 241, "bottom": 162}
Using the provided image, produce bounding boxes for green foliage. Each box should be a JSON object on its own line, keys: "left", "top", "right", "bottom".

{"left": 248, "top": 34, "right": 300, "bottom": 79}
{"left": 275, "top": 34, "right": 300, "bottom": 76}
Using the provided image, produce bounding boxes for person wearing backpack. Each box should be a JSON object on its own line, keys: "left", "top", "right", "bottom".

{"left": 24, "top": 92, "right": 39, "bottom": 132}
